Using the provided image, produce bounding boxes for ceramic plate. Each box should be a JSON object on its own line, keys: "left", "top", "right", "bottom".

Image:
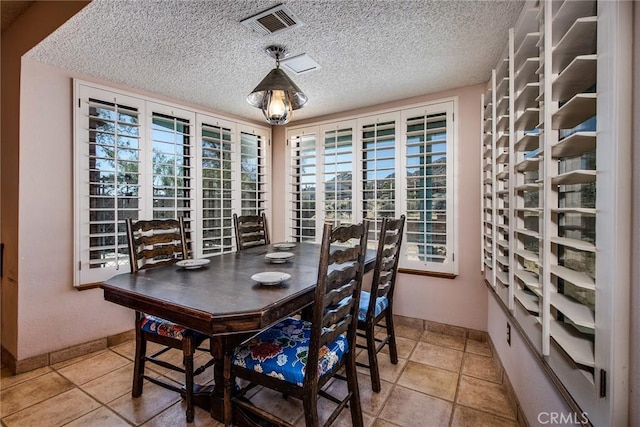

{"left": 251, "top": 271, "right": 291, "bottom": 285}
{"left": 265, "top": 252, "right": 295, "bottom": 263}
{"left": 273, "top": 242, "right": 296, "bottom": 250}
{"left": 176, "top": 258, "right": 210, "bottom": 269}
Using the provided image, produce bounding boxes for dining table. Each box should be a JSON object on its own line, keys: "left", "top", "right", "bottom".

{"left": 100, "top": 241, "right": 376, "bottom": 423}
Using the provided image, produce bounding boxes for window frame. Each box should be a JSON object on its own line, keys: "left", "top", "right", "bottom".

{"left": 399, "top": 101, "right": 457, "bottom": 274}
{"left": 285, "top": 98, "right": 458, "bottom": 275}
{"left": 73, "top": 80, "right": 271, "bottom": 287}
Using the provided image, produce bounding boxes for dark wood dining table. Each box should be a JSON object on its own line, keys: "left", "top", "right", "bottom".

{"left": 101, "top": 242, "right": 376, "bottom": 422}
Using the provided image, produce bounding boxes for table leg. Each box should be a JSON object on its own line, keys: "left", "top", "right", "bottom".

{"left": 206, "top": 334, "right": 250, "bottom": 422}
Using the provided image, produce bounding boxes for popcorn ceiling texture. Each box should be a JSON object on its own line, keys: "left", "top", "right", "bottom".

{"left": 26, "top": 0, "right": 524, "bottom": 124}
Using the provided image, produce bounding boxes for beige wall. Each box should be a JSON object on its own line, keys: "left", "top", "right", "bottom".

{"left": 630, "top": 2, "right": 639, "bottom": 424}
{"left": 1, "top": 0, "right": 90, "bottom": 361}
{"left": 18, "top": 59, "right": 134, "bottom": 359}
{"left": 14, "top": 56, "right": 489, "bottom": 362}
{"left": 14, "top": 57, "right": 268, "bottom": 361}
{"left": 273, "top": 85, "right": 489, "bottom": 331}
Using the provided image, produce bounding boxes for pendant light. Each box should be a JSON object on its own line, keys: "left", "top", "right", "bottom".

{"left": 247, "top": 46, "right": 308, "bottom": 125}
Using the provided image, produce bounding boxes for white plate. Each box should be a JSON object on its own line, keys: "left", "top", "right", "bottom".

{"left": 265, "top": 252, "right": 295, "bottom": 263}
{"left": 176, "top": 258, "right": 210, "bottom": 269}
{"left": 251, "top": 271, "right": 291, "bottom": 285}
{"left": 273, "top": 242, "right": 296, "bottom": 250}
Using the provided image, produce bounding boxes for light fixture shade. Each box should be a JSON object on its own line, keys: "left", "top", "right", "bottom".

{"left": 247, "top": 66, "right": 308, "bottom": 125}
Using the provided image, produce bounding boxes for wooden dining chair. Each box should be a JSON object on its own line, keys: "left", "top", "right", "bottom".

{"left": 125, "top": 217, "right": 212, "bottom": 423}
{"left": 233, "top": 212, "right": 270, "bottom": 251}
{"left": 356, "top": 215, "right": 405, "bottom": 393}
{"left": 223, "top": 221, "right": 369, "bottom": 427}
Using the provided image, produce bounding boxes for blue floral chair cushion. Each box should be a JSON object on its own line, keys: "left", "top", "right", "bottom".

{"left": 230, "top": 317, "right": 349, "bottom": 386}
{"left": 358, "top": 291, "right": 389, "bottom": 322}
{"left": 140, "top": 314, "right": 204, "bottom": 341}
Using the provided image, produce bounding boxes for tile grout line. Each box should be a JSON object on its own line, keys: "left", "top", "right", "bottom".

{"left": 444, "top": 336, "right": 468, "bottom": 427}
{"left": 51, "top": 348, "right": 134, "bottom": 427}
{"left": 373, "top": 332, "right": 421, "bottom": 427}
{"left": 451, "top": 339, "right": 520, "bottom": 426}
{"left": 59, "top": 385, "right": 136, "bottom": 427}
{"left": 2, "top": 332, "right": 516, "bottom": 427}
{"left": 0, "top": 372, "right": 75, "bottom": 422}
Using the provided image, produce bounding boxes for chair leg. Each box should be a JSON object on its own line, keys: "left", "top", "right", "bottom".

{"left": 132, "top": 329, "right": 146, "bottom": 397}
{"left": 302, "top": 389, "right": 320, "bottom": 427}
{"left": 183, "top": 336, "right": 195, "bottom": 423}
{"left": 223, "top": 353, "right": 233, "bottom": 426}
{"left": 346, "top": 351, "right": 364, "bottom": 427}
{"left": 365, "top": 322, "right": 381, "bottom": 393}
{"left": 385, "top": 309, "right": 398, "bottom": 364}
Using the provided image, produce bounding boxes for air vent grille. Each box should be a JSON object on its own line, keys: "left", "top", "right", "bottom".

{"left": 280, "top": 53, "right": 321, "bottom": 75}
{"left": 241, "top": 4, "right": 302, "bottom": 36}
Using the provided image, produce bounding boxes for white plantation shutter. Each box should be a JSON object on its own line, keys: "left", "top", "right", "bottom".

{"left": 286, "top": 102, "right": 458, "bottom": 275}
{"left": 75, "top": 86, "right": 145, "bottom": 284}
{"left": 74, "top": 81, "right": 271, "bottom": 286}
{"left": 545, "top": 0, "right": 599, "bottom": 411}
{"left": 198, "top": 118, "right": 235, "bottom": 256}
{"left": 148, "top": 105, "right": 195, "bottom": 253}
{"left": 239, "top": 126, "right": 269, "bottom": 217}
{"left": 359, "top": 113, "right": 398, "bottom": 244}
{"left": 288, "top": 130, "right": 318, "bottom": 242}
{"left": 149, "top": 107, "right": 194, "bottom": 219}
{"left": 480, "top": 2, "right": 632, "bottom": 424}
{"left": 321, "top": 121, "right": 355, "bottom": 227}
{"left": 401, "top": 103, "right": 456, "bottom": 273}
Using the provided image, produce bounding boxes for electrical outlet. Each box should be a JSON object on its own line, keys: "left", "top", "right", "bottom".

{"left": 507, "top": 322, "right": 511, "bottom": 346}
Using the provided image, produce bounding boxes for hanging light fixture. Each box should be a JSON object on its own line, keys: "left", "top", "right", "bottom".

{"left": 247, "top": 46, "right": 308, "bottom": 125}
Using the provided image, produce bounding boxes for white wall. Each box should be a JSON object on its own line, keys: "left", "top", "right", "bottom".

{"left": 487, "top": 296, "right": 571, "bottom": 423}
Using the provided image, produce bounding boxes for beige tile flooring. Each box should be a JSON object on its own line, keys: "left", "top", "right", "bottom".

{"left": 1, "top": 325, "right": 521, "bottom": 427}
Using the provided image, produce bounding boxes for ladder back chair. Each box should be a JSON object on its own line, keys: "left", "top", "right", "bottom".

{"left": 356, "top": 215, "right": 405, "bottom": 393}
{"left": 233, "top": 213, "right": 270, "bottom": 251}
{"left": 125, "top": 217, "right": 212, "bottom": 423}
{"left": 223, "top": 221, "right": 370, "bottom": 427}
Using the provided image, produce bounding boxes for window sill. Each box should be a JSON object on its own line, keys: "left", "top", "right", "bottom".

{"left": 398, "top": 268, "right": 457, "bottom": 279}
{"left": 75, "top": 282, "right": 102, "bottom": 291}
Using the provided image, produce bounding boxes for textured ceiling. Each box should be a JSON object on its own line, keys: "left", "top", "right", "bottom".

{"left": 25, "top": 0, "right": 524, "bottom": 124}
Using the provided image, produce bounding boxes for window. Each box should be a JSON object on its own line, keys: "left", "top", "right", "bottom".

{"left": 480, "top": 2, "right": 632, "bottom": 425}
{"left": 77, "top": 92, "right": 145, "bottom": 284}
{"left": 286, "top": 100, "right": 457, "bottom": 275}
{"left": 198, "top": 118, "right": 234, "bottom": 256}
{"left": 289, "top": 129, "right": 318, "bottom": 242}
{"left": 239, "top": 126, "right": 269, "bottom": 216}
{"left": 360, "top": 114, "right": 397, "bottom": 243}
{"left": 150, "top": 109, "right": 193, "bottom": 221}
{"left": 401, "top": 105, "right": 455, "bottom": 273}
{"left": 322, "top": 122, "right": 354, "bottom": 227}
{"left": 74, "top": 82, "right": 270, "bottom": 286}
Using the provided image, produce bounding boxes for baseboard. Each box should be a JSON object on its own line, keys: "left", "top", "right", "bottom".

{"left": 393, "top": 314, "right": 528, "bottom": 427}
{"left": 393, "top": 313, "right": 488, "bottom": 342}
{"left": 1, "top": 329, "right": 135, "bottom": 375}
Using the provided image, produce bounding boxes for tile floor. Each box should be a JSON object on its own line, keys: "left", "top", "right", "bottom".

{"left": 0, "top": 324, "right": 521, "bottom": 427}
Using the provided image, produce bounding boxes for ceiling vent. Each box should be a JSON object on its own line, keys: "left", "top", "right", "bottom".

{"left": 241, "top": 4, "right": 302, "bottom": 36}
{"left": 280, "top": 53, "right": 321, "bottom": 75}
